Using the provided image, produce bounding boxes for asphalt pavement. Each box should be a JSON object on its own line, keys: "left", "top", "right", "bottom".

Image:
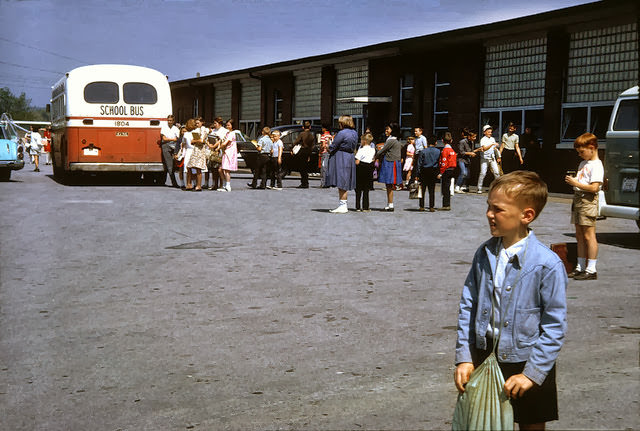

{"left": 1, "top": 163, "right": 638, "bottom": 430}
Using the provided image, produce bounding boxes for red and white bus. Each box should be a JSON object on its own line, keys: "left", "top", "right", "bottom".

{"left": 50, "top": 64, "right": 172, "bottom": 183}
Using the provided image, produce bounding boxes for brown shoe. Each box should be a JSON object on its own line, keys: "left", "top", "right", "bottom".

{"left": 574, "top": 271, "right": 597, "bottom": 280}
{"left": 567, "top": 269, "right": 584, "bottom": 278}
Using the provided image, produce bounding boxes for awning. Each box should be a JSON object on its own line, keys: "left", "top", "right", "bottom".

{"left": 335, "top": 97, "right": 392, "bottom": 103}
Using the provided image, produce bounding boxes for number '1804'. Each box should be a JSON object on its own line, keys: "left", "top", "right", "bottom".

{"left": 115, "top": 121, "right": 130, "bottom": 127}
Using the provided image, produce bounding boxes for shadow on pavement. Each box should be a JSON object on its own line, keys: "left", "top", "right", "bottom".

{"left": 563, "top": 232, "right": 640, "bottom": 250}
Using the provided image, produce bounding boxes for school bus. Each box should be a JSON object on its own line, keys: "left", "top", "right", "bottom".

{"left": 601, "top": 86, "right": 639, "bottom": 229}
{"left": 50, "top": 64, "right": 171, "bottom": 183}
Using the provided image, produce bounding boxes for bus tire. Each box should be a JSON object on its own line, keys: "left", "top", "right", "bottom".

{"left": 52, "top": 159, "right": 69, "bottom": 184}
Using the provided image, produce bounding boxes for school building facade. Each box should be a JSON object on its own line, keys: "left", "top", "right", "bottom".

{"left": 170, "top": 0, "right": 638, "bottom": 191}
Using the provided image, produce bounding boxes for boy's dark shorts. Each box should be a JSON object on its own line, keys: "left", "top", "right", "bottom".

{"left": 475, "top": 347, "right": 558, "bottom": 424}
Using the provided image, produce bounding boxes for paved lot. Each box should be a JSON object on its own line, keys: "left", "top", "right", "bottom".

{"left": 1, "top": 164, "right": 639, "bottom": 430}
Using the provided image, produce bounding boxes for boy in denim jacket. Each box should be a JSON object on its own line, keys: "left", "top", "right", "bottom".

{"left": 454, "top": 171, "right": 567, "bottom": 429}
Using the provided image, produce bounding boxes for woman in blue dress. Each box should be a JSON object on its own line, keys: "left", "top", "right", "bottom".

{"left": 326, "top": 115, "right": 358, "bottom": 213}
{"left": 375, "top": 122, "right": 403, "bottom": 211}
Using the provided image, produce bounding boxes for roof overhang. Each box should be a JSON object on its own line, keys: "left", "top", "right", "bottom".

{"left": 336, "top": 97, "right": 392, "bottom": 103}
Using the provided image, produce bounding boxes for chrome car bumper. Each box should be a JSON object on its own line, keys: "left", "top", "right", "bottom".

{"left": 0, "top": 160, "right": 25, "bottom": 170}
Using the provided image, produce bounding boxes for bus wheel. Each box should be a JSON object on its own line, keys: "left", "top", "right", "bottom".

{"left": 636, "top": 219, "right": 640, "bottom": 231}
{"left": 52, "top": 160, "right": 69, "bottom": 184}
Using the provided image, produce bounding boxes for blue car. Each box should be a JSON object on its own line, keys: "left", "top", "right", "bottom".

{"left": 0, "top": 115, "right": 25, "bottom": 181}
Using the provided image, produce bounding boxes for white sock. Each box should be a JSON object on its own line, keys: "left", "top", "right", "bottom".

{"left": 388, "top": 202, "right": 394, "bottom": 208}
{"left": 339, "top": 200, "right": 347, "bottom": 207}
{"left": 576, "top": 257, "right": 586, "bottom": 272}
{"left": 586, "top": 259, "right": 597, "bottom": 273}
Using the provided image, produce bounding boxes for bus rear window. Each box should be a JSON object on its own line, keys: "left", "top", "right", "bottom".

{"left": 612, "top": 99, "right": 639, "bottom": 131}
{"left": 84, "top": 82, "right": 119, "bottom": 103}
{"left": 123, "top": 83, "right": 157, "bottom": 104}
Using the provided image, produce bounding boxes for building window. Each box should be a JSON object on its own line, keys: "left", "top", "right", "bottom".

{"left": 214, "top": 82, "right": 232, "bottom": 121}
{"left": 239, "top": 121, "right": 260, "bottom": 139}
{"left": 433, "top": 72, "right": 450, "bottom": 139}
{"left": 192, "top": 97, "right": 199, "bottom": 117}
{"left": 399, "top": 74, "right": 414, "bottom": 139}
{"left": 561, "top": 103, "right": 613, "bottom": 143}
{"left": 483, "top": 38, "right": 547, "bottom": 108}
{"left": 294, "top": 69, "right": 322, "bottom": 121}
{"left": 239, "top": 79, "right": 260, "bottom": 138}
{"left": 335, "top": 61, "right": 369, "bottom": 117}
{"left": 274, "top": 90, "right": 283, "bottom": 126}
{"left": 480, "top": 108, "right": 544, "bottom": 148}
{"left": 566, "top": 23, "right": 637, "bottom": 103}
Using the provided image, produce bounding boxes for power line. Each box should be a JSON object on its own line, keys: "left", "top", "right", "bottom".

{"left": 0, "top": 36, "right": 89, "bottom": 65}
{"left": 0, "top": 60, "right": 63, "bottom": 75}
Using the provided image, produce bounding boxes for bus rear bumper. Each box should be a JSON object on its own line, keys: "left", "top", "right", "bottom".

{"left": 69, "top": 163, "right": 164, "bottom": 172}
{"left": 598, "top": 191, "right": 640, "bottom": 220}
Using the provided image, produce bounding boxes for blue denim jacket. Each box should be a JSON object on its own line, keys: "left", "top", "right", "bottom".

{"left": 455, "top": 231, "right": 568, "bottom": 385}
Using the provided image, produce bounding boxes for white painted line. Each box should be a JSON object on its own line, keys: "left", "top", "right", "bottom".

{"left": 63, "top": 200, "right": 114, "bottom": 204}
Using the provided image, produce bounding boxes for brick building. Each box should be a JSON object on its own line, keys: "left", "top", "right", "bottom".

{"left": 170, "top": 0, "right": 638, "bottom": 191}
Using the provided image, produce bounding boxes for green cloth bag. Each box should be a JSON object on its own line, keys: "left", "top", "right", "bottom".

{"left": 452, "top": 352, "right": 514, "bottom": 430}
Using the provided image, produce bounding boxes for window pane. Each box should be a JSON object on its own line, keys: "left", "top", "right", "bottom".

{"left": 481, "top": 112, "right": 500, "bottom": 134}
{"left": 613, "top": 99, "right": 639, "bottom": 131}
{"left": 435, "top": 85, "right": 449, "bottom": 112}
{"left": 123, "top": 83, "right": 158, "bottom": 104}
{"left": 401, "top": 89, "right": 413, "bottom": 112}
{"left": 435, "top": 113, "right": 448, "bottom": 128}
{"left": 84, "top": 82, "right": 118, "bottom": 103}
{"left": 562, "top": 107, "right": 588, "bottom": 140}
{"left": 524, "top": 109, "right": 544, "bottom": 144}
{"left": 590, "top": 105, "right": 614, "bottom": 138}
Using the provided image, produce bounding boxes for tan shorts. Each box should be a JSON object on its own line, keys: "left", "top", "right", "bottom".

{"left": 571, "top": 192, "right": 598, "bottom": 226}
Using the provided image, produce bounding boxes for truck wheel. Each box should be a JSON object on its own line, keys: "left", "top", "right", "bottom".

{"left": 0, "top": 169, "right": 10, "bottom": 182}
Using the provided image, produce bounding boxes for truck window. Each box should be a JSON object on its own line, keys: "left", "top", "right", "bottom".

{"left": 612, "top": 99, "right": 639, "bottom": 131}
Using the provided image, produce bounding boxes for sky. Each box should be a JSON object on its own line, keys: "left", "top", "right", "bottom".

{"left": 1, "top": 0, "right": 597, "bottom": 108}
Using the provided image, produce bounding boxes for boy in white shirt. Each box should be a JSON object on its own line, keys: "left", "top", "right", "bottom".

{"left": 355, "top": 133, "right": 376, "bottom": 211}
{"left": 564, "top": 132, "right": 604, "bottom": 280}
{"left": 475, "top": 125, "right": 501, "bottom": 193}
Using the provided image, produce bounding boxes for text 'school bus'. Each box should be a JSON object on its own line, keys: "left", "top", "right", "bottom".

{"left": 601, "top": 86, "right": 639, "bottom": 229}
{"left": 50, "top": 64, "right": 171, "bottom": 183}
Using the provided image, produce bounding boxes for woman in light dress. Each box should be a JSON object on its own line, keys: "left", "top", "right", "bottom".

{"left": 218, "top": 119, "right": 238, "bottom": 192}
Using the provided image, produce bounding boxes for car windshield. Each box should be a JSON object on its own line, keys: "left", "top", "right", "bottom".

{"left": 0, "top": 123, "right": 18, "bottom": 141}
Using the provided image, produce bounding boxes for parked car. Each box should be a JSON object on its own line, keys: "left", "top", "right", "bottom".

{"left": 0, "top": 117, "right": 25, "bottom": 181}
{"left": 238, "top": 124, "right": 336, "bottom": 176}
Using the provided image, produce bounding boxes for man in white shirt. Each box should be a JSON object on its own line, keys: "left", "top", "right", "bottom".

{"left": 160, "top": 115, "right": 181, "bottom": 187}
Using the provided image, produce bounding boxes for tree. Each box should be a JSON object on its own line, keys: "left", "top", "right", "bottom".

{"left": 0, "top": 87, "right": 48, "bottom": 121}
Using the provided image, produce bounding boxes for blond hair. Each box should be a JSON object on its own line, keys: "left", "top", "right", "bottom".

{"left": 489, "top": 171, "right": 548, "bottom": 220}
{"left": 338, "top": 115, "right": 355, "bottom": 129}
{"left": 361, "top": 133, "right": 373, "bottom": 144}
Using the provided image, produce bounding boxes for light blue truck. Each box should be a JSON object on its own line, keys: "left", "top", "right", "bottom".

{"left": 0, "top": 113, "right": 26, "bottom": 181}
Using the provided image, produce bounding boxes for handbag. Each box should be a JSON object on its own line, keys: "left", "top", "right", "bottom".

{"left": 208, "top": 150, "right": 222, "bottom": 164}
